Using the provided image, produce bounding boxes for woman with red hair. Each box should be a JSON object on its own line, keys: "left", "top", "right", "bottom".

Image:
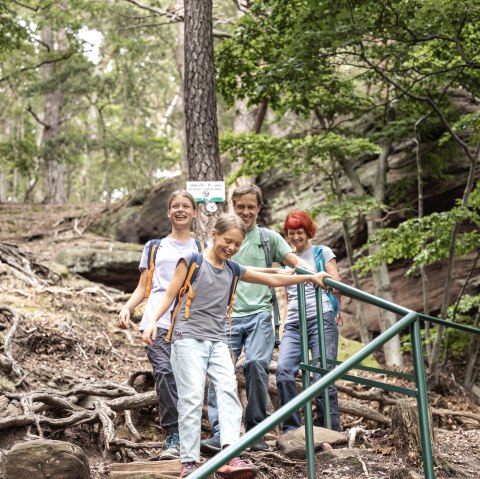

{"left": 276, "top": 210, "right": 342, "bottom": 432}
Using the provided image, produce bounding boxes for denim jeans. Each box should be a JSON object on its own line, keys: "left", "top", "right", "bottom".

{"left": 171, "top": 338, "right": 242, "bottom": 463}
{"left": 145, "top": 327, "right": 178, "bottom": 434}
{"left": 208, "top": 311, "right": 274, "bottom": 436}
{"left": 276, "top": 311, "right": 340, "bottom": 432}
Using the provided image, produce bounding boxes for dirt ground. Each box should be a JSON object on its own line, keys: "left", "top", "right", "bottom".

{"left": 0, "top": 203, "right": 479, "bottom": 479}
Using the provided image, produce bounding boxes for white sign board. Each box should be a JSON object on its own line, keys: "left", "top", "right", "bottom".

{"left": 186, "top": 181, "right": 225, "bottom": 202}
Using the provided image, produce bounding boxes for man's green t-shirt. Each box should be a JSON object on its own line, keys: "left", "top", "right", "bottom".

{"left": 232, "top": 225, "right": 293, "bottom": 316}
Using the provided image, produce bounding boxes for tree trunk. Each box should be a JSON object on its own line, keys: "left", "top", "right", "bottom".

{"left": 184, "top": 0, "right": 223, "bottom": 237}
{"left": 339, "top": 143, "right": 403, "bottom": 366}
{"left": 391, "top": 400, "right": 437, "bottom": 467}
{"left": 41, "top": 25, "right": 66, "bottom": 205}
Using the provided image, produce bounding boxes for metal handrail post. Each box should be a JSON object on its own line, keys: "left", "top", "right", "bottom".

{"left": 411, "top": 317, "right": 435, "bottom": 479}
{"left": 298, "top": 283, "right": 316, "bottom": 479}
{"left": 315, "top": 287, "right": 331, "bottom": 429}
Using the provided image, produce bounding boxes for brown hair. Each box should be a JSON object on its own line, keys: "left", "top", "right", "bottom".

{"left": 213, "top": 213, "right": 247, "bottom": 237}
{"left": 168, "top": 190, "right": 197, "bottom": 210}
{"left": 231, "top": 184, "right": 263, "bottom": 207}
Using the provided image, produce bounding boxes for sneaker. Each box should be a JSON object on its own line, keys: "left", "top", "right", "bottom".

{"left": 159, "top": 432, "right": 180, "bottom": 460}
{"left": 216, "top": 456, "right": 257, "bottom": 479}
{"left": 200, "top": 435, "right": 221, "bottom": 455}
{"left": 249, "top": 438, "right": 269, "bottom": 452}
{"left": 180, "top": 461, "right": 199, "bottom": 478}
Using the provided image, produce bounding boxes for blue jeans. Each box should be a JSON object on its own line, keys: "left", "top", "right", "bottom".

{"left": 208, "top": 311, "right": 274, "bottom": 436}
{"left": 276, "top": 311, "right": 340, "bottom": 432}
{"left": 145, "top": 327, "right": 178, "bottom": 434}
{"left": 171, "top": 338, "right": 242, "bottom": 463}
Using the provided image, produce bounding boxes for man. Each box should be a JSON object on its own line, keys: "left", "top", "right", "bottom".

{"left": 201, "top": 184, "right": 306, "bottom": 453}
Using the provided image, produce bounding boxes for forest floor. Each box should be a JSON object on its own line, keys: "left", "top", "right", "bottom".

{"left": 0, "top": 203, "right": 479, "bottom": 479}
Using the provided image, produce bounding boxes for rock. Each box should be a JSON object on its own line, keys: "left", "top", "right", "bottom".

{"left": 276, "top": 426, "right": 347, "bottom": 459}
{"left": 2, "top": 439, "right": 90, "bottom": 479}
{"left": 54, "top": 241, "right": 143, "bottom": 292}
{"left": 316, "top": 447, "right": 369, "bottom": 475}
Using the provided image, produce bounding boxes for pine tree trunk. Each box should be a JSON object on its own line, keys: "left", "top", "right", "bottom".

{"left": 184, "top": 0, "right": 223, "bottom": 237}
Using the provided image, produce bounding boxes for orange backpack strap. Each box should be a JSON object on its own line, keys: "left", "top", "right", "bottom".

{"left": 225, "top": 260, "right": 241, "bottom": 362}
{"left": 195, "top": 239, "right": 207, "bottom": 252}
{"left": 165, "top": 253, "right": 203, "bottom": 343}
{"left": 144, "top": 239, "right": 162, "bottom": 299}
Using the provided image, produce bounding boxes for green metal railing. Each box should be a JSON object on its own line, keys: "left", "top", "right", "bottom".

{"left": 187, "top": 269, "right": 480, "bottom": 479}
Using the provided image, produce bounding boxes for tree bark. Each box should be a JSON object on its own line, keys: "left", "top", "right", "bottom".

{"left": 41, "top": 25, "right": 66, "bottom": 205}
{"left": 184, "top": 0, "right": 223, "bottom": 237}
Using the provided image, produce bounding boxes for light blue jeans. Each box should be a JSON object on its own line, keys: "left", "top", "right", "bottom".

{"left": 208, "top": 311, "right": 274, "bottom": 436}
{"left": 171, "top": 338, "right": 242, "bottom": 463}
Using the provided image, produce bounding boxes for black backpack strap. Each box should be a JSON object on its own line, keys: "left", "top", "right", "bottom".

{"left": 258, "top": 228, "right": 281, "bottom": 347}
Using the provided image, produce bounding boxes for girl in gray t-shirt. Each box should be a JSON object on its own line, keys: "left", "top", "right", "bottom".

{"left": 142, "top": 213, "right": 331, "bottom": 479}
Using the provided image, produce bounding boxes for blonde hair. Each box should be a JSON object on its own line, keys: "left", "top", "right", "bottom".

{"left": 213, "top": 213, "right": 247, "bottom": 237}
{"left": 168, "top": 190, "right": 197, "bottom": 210}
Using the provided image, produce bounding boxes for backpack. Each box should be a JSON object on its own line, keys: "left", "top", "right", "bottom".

{"left": 144, "top": 238, "right": 207, "bottom": 299}
{"left": 313, "top": 245, "right": 340, "bottom": 316}
{"left": 165, "top": 252, "right": 241, "bottom": 344}
{"left": 258, "top": 227, "right": 282, "bottom": 346}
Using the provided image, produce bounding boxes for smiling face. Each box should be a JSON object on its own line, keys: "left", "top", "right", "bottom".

{"left": 286, "top": 227, "right": 310, "bottom": 254}
{"left": 167, "top": 194, "right": 196, "bottom": 229}
{"left": 212, "top": 227, "right": 245, "bottom": 261}
{"left": 233, "top": 193, "right": 261, "bottom": 231}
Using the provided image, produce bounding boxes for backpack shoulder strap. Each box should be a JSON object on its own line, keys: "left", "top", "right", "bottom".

{"left": 313, "top": 245, "right": 339, "bottom": 316}
{"left": 258, "top": 227, "right": 282, "bottom": 347}
{"left": 195, "top": 239, "right": 207, "bottom": 252}
{"left": 144, "top": 239, "right": 162, "bottom": 299}
{"left": 225, "top": 260, "right": 241, "bottom": 361}
{"left": 166, "top": 253, "right": 203, "bottom": 342}
{"left": 258, "top": 227, "right": 273, "bottom": 267}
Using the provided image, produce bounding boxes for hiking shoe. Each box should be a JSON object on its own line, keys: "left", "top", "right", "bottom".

{"left": 249, "top": 438, "right": 269, "bottom": 452}
{"left": 180, "top": 461, "right": 199, "bottom": 478}
{"left": 216, "top": 456, "right": 257, "bottom": 479}
{"left": 200, "top": 435, "right": 221, "bottom": 455}
{"left": 159, "top": 432, "right": 180, "bottom": 460}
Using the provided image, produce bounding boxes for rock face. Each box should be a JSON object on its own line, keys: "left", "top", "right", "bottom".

{"left": 54, "top": 237, "right": 143, "bottom": 293}
{"left": 2, "top": 439, "right": 90, "bottom": 479}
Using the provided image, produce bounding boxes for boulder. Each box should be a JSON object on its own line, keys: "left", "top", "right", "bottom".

{"left": 276, "top": 426, "right": 347, "bottom": 459}
{"left": 2, "top": 439, "right": 90, "bottom": 479}
{"left": 54, "top": 238, "right": 143, "bottom": 293}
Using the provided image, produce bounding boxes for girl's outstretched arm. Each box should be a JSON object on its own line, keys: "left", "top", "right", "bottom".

{"left": 242, "top": 268, "right": 330, "bottom": 288}
{"left": 142, "top": 260, "right": 188, "bottom": 346}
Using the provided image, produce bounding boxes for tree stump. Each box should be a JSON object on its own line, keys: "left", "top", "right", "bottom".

{"left": 390, "top": 400, "right": 437, "bottom": 467}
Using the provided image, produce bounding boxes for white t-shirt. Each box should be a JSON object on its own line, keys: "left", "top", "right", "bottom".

{"left": 138, "top": 237, "right": 204, "bottom": 331}
{"left": 285, "top": 245, "right": 335, "bottom": 325}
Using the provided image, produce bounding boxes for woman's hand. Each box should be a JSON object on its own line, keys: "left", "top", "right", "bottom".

{"left": 142, "top": 324, "right": 157, "bottom": 346}
{"left": 117, "top": 306, "right": 131, "bottom": 329}
{"left": 309, "top": 272, "right": 331, "bottom": 288}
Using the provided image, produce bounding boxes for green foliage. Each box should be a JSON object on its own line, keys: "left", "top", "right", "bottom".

{"left": 444, "top": 294, "right": 480, "bottom": 357}
{"left": 221, "top": 131, "right": 380, "bottom": 183}
{"left": 353, "top": 182, "right": 480, "bottom": 275}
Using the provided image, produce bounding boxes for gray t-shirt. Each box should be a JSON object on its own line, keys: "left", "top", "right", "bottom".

{"left": 138, "top": 237, "right": 203, "bottom": 331}
{"left": 171, "top": 253, "right": 247, "bottom": 342}
{"left": 285, "top": 245, "right": 335, "bottom": 324}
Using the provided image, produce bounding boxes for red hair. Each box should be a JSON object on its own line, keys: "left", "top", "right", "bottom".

{"left": 284, "top": 210, "right": 317, "bottom": 239}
